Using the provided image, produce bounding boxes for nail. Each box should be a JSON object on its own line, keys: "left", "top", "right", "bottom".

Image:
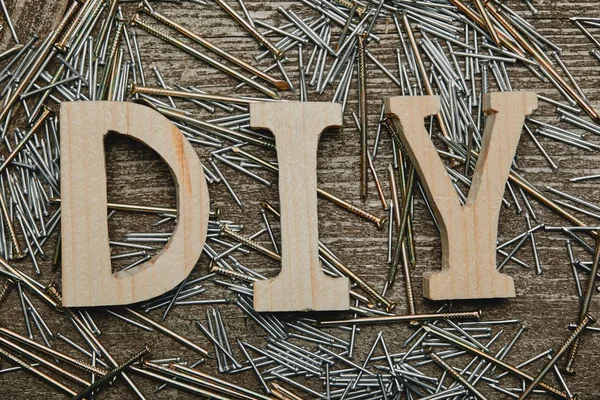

{"left": 260, "top": 208, "right": 279, "bottom": 254}
{"left": 563, "top": 239, "right": 600, "bottom": 374}
{"left": 0, "top": 346, "right": 77, "bottom": 396}
{"left": 215, "top": 0, "right": 283, "bottom": 59}
{"left": 426, "top": 348, "right": 489, "bottom": 400}
{"left": 125, "top": 308, "right": 210, "bottom": 358}
{"left": 139, "top": 5, "right": 288, "bottom": 90}
{"left": 0, "top": 334, "right": 90, "bottom": 386}
{"left": 131, "top": 14, "right": 279, "bottom": 99}
{"left": 231, "top": 147, "right": 385, "bottom": 227}
{"left": 423, "top": 323, "right": 570, "bottom": 399}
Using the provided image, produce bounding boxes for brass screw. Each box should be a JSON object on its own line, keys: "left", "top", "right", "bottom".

{"left": 0, "top": 279, "right": 13, "bottom": 305}
{"left": 211, "top": 264, "right": 258, "bottom": 283}
{"left": 0, "top": 327, "right": 109, "bottom": 376}
{"left": 0, "top": 346, "right": 77, "bottom": 396}
{"left": 423, "top": 323, "right": 571, "bottom": 399}
{"left": 261, "top": 200, "right": 394, "bottom": 310}
{"left": 232, "top": 147, "right": 386, "bottom": 228}
{"left": 220, "top": 224, "right": 281, "bottom": 262}
{"left": 0, "top": 190, "right": 24, "bottom": 259}
{"left": 518, "top": 314, "right": 594, "bottom": 400}
{"left": 138, "top": 4, "right": 289, "bottom": 90}
{"left": 71, "top": 344, "right": 151, "bottom": 400}
{"left": 357, "top": 32, "right": 368, "bottom": 201}
{"left": 131, "top": 14, "right": 280, "bottom": 100}
{"left": 563, "top": 239, "right": 600, "bottom": 374}
{"left": 319, "top": 309, "right": 481, "bottom": 326}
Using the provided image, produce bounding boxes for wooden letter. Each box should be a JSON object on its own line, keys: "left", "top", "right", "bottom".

{"left": 250, "top": 102, "right": 350, "bottom": 312}
{"left": 60, "top": 102, "right": 209, "bottom": 307}
{"left": 385, "top": 92, "right": 537, "bottom": 300}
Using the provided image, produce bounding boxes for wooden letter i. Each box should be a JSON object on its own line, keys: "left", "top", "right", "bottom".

{"left": 251, "top": 102, "right": 350, "bottom": 312}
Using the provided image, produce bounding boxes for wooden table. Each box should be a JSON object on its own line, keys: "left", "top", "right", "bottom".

{"left": 0, "top": 0, "right": 599, "bottom": 398}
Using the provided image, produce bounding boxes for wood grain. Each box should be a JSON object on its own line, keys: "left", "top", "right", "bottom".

{"left": 385, "top": 92, "right": 538, "bottom": 300}
{"left": 0, "top": 0, "right": 68, "bottom": 50}
{"left": 251, "top": 101, "right": 350, "bottom": 312}
{"left": 1, "top": 1, "right": 600, "bottom": 399}
{"left": 60, "top": 101, "right": 209, "bottom": 307}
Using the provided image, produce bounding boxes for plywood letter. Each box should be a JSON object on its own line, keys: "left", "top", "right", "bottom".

{"left": 60, "top": 102, "right": 209, "bottom": 307}
{"left": 385, "top": 92, "right": 537, "bottom": 300}
{"left": 251, "top": 102, "right": 350, "bottom": 312}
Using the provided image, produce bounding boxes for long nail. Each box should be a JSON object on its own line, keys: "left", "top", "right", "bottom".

{"left": 131, "top": 14, "right": 280, "bottom": 99}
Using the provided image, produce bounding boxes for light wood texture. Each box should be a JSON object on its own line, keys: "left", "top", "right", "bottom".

{"left": 385, "top": 92, "right": 538, "bottom": 300}
{"left": 60, "top": 101, "right": 209, "bottom": 307}
{"left": 250, "top": 102, "right": 350, "bottom": 312}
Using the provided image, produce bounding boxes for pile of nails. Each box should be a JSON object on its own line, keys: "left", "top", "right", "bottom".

{"left": 0, "top": 0, "right": 599, "bottom": 398}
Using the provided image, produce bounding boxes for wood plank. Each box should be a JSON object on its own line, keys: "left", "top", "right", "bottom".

{"left": 1, "top": 0, "right": 600, "bottom": 399}
{"left": 0, "top": 0, "right": 68, "bottom": 49}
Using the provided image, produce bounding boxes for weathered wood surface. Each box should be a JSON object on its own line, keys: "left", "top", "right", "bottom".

{"left": 0, "top": 0, "right": 68, "bottom": 49}
{"left": 0, "top": 0, "right": 600, "bottom": 399}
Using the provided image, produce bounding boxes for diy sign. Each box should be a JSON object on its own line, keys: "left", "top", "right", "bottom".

{"left": 59, "top": 101, "right": 350, "bottom": 310}
{"left": 60, "top": 92, "right": 534, "bottom": 310}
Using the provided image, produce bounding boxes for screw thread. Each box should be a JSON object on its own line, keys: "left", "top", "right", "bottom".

{"left": 0, "top": 346, "right": 29, "bottom": 370}
{"left": 221, "top": 225, "right": 281, "bottom": 261}
{"left": 446, "top": 310, "right": 482, "bottom": 320}
{"left": 562, "top": 314, "right": 595, "bottom": 373}
{"left": 142, "top": 359, "right": 172, "bottom": 375}
{"left": 106, "top": 21, "right": 124, "bottom": 62}
{"left": 53, "top": 0, "right": 82, "bottom": 41}
{"left": 72, "top": 345, "right": 150, "bottom": 400}
{"left": 133, "top": 16, "right": 174, "bottom": 46}
{"left": 211, "top": 265, "right": 258, "bottom": 283}
{"left": 0, "top": 280, "right": 13, "bottom": 305}
{"left": 46, "top": 284, "right": 63, "bottom": 304}
{"left": 319, "top": 189, "right": 384, "bottom": 227}
{"left": 122, "top": 345, "right": 152, "bottom": 369}
{"left": 401, "top": 245, "right": 416, "bottom": 315}
{"left": 56, "top": 0, "right": 99, "bottom": 50}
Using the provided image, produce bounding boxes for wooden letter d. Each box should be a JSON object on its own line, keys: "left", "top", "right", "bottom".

{"left": 60, "top": 102, "right": 209, "bottom": 307}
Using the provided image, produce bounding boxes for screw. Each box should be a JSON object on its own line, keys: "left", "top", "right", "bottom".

{"left": 0, "top": 279, "right": 13, "bottom": 305}
{"left": 519, "top": 314, "right": 594, "bottom": 399}
{"left": 0, "top": 346, "right": 77, "bottom": 396}
{"left": 423, "top": 323, "right": 571, "bottom": 399}
{"left": 320, "top": 309, "right": 481, "bottom": 326}
{"left": 131, "top": 14, "right": 279, "bottom": 100}
{"left": 426, "top": 348, "right": 489, "bottom": 400}
{"left": 563, "top": 239, "right": 600, "bottom": 374}
{"left": 72, "top": 344, "right": 151, "bottom": 400}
